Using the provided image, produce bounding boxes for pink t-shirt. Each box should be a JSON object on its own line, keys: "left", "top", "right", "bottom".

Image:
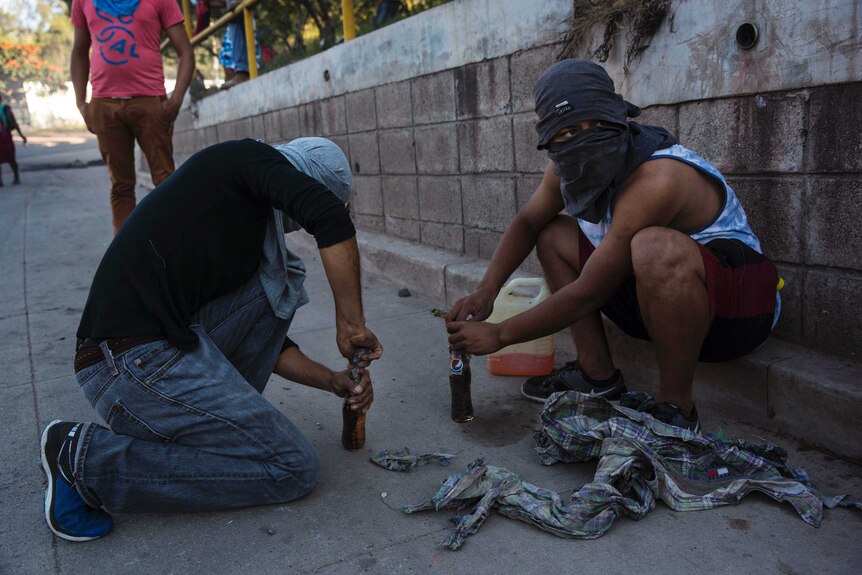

{"left": 71, "top": 0, "right": 184, "bottom": 98}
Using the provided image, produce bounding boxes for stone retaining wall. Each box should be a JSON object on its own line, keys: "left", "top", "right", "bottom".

{"left": 165, "top": 0, "right": 862, "bottom": 360}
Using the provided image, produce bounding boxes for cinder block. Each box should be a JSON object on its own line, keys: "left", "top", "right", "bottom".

{"left": 510, "top": 44, "right": 559, "bottom": 113}
{"left": 806, "top": 82, "right": 862, "bottom": 173}
{"left": 351, "top": 213, "right": 385, "bottom": 233}
{"left": 384, "top": 215, "right": 420, "bottom": 241}
{"left": 299, "top": 102, "right": 321, "bottom": 136}
{"left": 513, "top": 112, "right": 545, "bottom": 173}
{"left": 375, "top": 80, "right": 412, "bottom": 128}
{"left": 455, "top": 58, "right": 511, "bottom": 119}
{"left": 279, "top": 107, "right": 300, "bottom": 140}
{"left": 201, "top": 126, "right": 218, "bottom": 148}
{"left": 464, "top": 227, "right": 503, "bottom": 260}
{"left": 381, "top": 176, "right": 418, "bottom": 219}
{"left": 414, "top": 124, "right": 459, "bottom": 174}
{"left": 678, "top": 94, "right": 805, "bottom": 174}
{"left": 347, "top": 132, "right": 380, "bottom": 175}
{"left": 351, "top": 175, "right": 383, "bottom": 215}
{"left": 346, "top": 88, "right": 377, "bottom": 133}
{"left": 174, "top": 109, "right": 193, "bottom": 132}
{"left": 378, "top": 129, "right": 415, "bottom": 174}
{"left": 515, "top": 175, "right": 543, "bottom": 210}
{"left": 772, "top": 265, "right": 803, "bottom": 343}
{"left": 263, "top": 111, "right": 281, "bottom": 142}
{"left": 421, "top": 221, "right": 464, "bottom": 253}
{"left": 637, "top": 104, "right": 678, "bottom": 137}
{"left": 767, "top": 347, "right": 862, "bottom": 460}
{"left": 803, "top": 270, "right": 862, "bottom": 359}
{"left": 217, "top": 120, "right": 238, "bottom": 142}
{"left": 320, "top": 96, "right": 347, "bottom": 136}
{"left": 234, "top": 117, "right": 254, "bottom": 140}
{"left": 328, "top": 135, "right": 350, "bottom": 163}
{"left": 418, "top": 176, "right": 462, "bottom": 224}
{"left": 805, "top": 177, "right": 862, "bottom": 270}
{"left": 728, "top": 176, "right": 804, "bottom": 264}
{"left": 458, "top": 117, "right": 514, "bottom": 173}
{"left": 412, "top": 70, "right": 456, "bottom": 125}
{"left": 444, "top": 260, "right": 489, "bottom": 307}
{"left": 462, "top": 175, "right": 516, "bottom": 232}
{"left": 251, "top": 114, "right": 266, "bottom": 140}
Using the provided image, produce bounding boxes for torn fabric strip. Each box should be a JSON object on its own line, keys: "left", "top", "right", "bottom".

{"left": 370, "top": 448, "right": 455, "bottom": 472}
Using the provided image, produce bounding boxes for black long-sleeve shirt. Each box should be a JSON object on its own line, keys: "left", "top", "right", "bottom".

{"left": 77, "top": 139, "right": 355, "bottom": 349}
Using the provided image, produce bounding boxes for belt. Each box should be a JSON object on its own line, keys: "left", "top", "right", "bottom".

{"left": 74, "top": 335, "right": 164, "bottom": 373}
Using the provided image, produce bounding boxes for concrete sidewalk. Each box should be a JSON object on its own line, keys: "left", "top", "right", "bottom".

{"left": 1, "top": 167, "right": 860, "bottom": 575}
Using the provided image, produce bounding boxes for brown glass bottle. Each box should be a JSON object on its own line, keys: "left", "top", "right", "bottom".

{"left": 342, "top": 349, "right": 367, "bottom": 450}
{"left": 449, "top": 350, "right": 474, "bottom": 422}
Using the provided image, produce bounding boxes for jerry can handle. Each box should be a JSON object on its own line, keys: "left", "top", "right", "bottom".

{"left": 503, "top": 277, "right": 550, "bottom": 301}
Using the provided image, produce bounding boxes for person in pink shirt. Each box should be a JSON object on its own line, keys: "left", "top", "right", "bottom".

{"left": 71, "top": 0, "right": 195, "bottom": 233}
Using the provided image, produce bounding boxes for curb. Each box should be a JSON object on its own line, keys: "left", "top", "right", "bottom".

{"left": 290, "top": 228, "right": 862, "bottom": 461}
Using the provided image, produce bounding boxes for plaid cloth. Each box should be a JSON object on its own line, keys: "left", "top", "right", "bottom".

{"left": 399, "top": 392, "right": 860, "bottom": 550}
{"left": 370, "top": 449, "right": 455, "bottom": 472}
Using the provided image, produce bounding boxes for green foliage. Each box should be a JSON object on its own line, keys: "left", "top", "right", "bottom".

{"left": 0, "top": 0, "right": 73, "bottom": 92}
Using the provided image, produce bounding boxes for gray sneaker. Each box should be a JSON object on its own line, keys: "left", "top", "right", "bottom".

{"left": 521, "top": 360, "right": 626, "bottom": 403}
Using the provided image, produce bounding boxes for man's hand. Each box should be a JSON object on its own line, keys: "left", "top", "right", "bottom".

{"left": 337, "top": 326, "right": 383, "bottom": 367}
{"left": 446, "top": 320, "right": 503, "bottom": 355}
{"left": 329, "top": 369, "right": 374, "bottom": 413}
{"left": 161, "top": 98, "right": 181, "bottom": 124}
{"left": 445, "top": 284, "right": 497, "bottom": 322}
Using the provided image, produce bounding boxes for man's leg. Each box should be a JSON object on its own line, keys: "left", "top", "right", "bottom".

{"left": 11, "top": 160, "right": 19, "bottom": 183}
{"left": 535, "top": 215, "right": 616, "bottom": 379}
{"left": 89, "top": 99, "right": 137, "bottom": 233}
{"left": 70, "top": 276, "right": 317, "bottom": 515}
{"left": 629, "top": 227, "right": 710, "bottom": 416}
{"left": 129, "top": 96, "right": 175, "bottom": 188}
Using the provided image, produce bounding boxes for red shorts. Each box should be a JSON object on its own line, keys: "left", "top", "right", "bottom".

{"left": 578, "top": 228, "right": 779, "bottom": 362}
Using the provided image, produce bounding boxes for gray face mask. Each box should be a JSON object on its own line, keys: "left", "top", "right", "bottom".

{"left": 547, "top": 124, "right": 629, "bottom": 224}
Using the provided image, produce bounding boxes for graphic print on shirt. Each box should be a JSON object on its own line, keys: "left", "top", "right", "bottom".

{"left": 94, "top": 10, "right": 140, "bottom": 66}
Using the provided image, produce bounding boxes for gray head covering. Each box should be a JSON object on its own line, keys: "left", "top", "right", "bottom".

{"left": 533, "top": 59, "right": 641, "bottom": 149}
{"left": 273, "top": 137, "right": 352, "bottom": 201}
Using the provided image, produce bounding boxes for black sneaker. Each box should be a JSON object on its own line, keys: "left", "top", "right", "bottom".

{"left": 521, "top": 360, "right": 626, "bottom": 403}
{"left": 41, "top": 420, "right": 113, "bottom": 541}
{"left": 644, "top": 402, "right": 701, "bottom": 433}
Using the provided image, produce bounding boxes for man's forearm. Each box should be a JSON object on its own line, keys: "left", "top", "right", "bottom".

{"left": 274, "top": 346, "right": 333, "bottom": 391}
{"left": 170, "top": 45, "right": 195, "bottom": 106}
{"left": 478, "top": 216, "right": 540, "bottom": 292}
{"left": 70, "top": 52, "right": 89, "bottom": 108}
{"left": 319, "top": 236, "right": 365, "bottom": 333}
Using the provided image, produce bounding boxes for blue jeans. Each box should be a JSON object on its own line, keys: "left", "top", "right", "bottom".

{"left": 73, "top": 274, "right": 319, "bottom": 513}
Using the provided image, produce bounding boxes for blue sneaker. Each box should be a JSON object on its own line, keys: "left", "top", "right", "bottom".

{"left": 40, "top": 420, "right": 113, "bottom": 541}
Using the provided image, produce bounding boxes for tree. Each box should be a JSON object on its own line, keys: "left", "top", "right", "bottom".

{"left": 0, "top": 41, "right": 65, "bottom": 92}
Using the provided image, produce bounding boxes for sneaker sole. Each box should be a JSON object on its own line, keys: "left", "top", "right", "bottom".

{"left": 41, "top": 420, "right": 100, "bottom": 542}
{"left": 521, "top": 387, "right": 627, "bottom": 404}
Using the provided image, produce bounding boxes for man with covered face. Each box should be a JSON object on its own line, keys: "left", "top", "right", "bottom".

{"left": 39, "top": 137, "right": 382, "bottom": 541}
{"left": 446, "top": 59, "right": 780, "bottom": 432}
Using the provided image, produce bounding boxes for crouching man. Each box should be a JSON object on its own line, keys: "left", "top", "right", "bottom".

{"left": 446, "top": 60, "right": 780, "bottom": 433}
{"left": 41, "top": 137, "right": 382, "bottom": 541}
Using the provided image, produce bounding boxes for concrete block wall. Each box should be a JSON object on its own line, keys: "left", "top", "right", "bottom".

{"left": 167, "top": 0, "right": 862, "bottom": 361}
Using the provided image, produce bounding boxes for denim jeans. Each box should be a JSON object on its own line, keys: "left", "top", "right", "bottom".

{"left": 73, "top": 274, "right": 319, "bottom": 513}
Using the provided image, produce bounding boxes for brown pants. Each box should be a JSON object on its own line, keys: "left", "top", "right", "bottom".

{"left": 86, "top": 97, "right": 175, "bottom": 233}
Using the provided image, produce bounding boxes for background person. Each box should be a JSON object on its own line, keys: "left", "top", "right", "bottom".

{"left": 70, "top": 0, "right": 195, "bottom": 233}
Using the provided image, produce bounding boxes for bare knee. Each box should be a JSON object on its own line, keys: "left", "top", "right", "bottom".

{"left": 630, "top": 227, "right": 700, "bottom": 286}
{"left": 536, "top": 215, "right": 582, "bottom": 270}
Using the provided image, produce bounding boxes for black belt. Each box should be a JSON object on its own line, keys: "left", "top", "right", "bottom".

{"left": 74, "top": 335, "right": 163, "bottom": 373}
